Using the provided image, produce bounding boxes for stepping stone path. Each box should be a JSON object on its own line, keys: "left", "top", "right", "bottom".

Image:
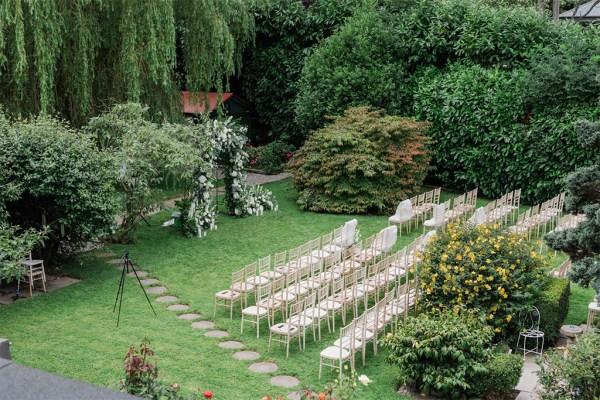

{"left": 155, "top": 295, "right": 178, "bottom": 303}
{"left": 146, "top": 286, "right": 168, "bottom": 294}
{"left": 97, "top": 252, "right": 115, "bottom": 257}
{"left": 191, "top": 321, "right": 215, "bottom": 330}
{"left": 218, "top": 341, "right": 244, "bottom": 349}
{"left": 140, "top": 278, "right": 160, "bottom": 286}
{"left": 249, "top": 362, "right": 278, "bottom": 373}
{"left": 106, "top": 258, "right": 122, "bottom": 264}
{"left": 178, "top": 313, "right": 201, "bottom": 320}
{"left": 167, "top": 304, "right": 190, "bottom": 311}
{"left": 205, "top": 330, "right": 229, "bottom": 338}
{"left": 287, "top": 392, "right": 303, "bottom": 400}
{"left": 270, "top": 376, "right": 300, "bottom": 388}
{"left": 128, "top": 271, "right": 148, "bottom": 277}
{"left": 233, "top": 351, "right": 261, "bottom": 361}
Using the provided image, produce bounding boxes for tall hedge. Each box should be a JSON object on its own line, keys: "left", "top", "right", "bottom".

{"left": 294, "top": 6, "right": 406, "bottom": 133}
{"left": 414, "top": 64, "right": 599, "bottom": 203}
{"left": 242, "top": 0, "right": 362, "bottom": 144}
{"left": 288, "top": 107, "right": 430, "bottom": 214}
{"left": 536, "top": 278, "right": 570, "bottom": 346}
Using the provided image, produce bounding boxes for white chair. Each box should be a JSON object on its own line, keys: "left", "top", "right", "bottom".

{"left": 269, "top": 301, "right": 303, "bottom": 358}
{"left": 423, "top": 203, "right": 446, "bottom": 233}
{"left": 388, "top": 199, "right": 413, "bottom": 236}
{"left": 467, "top": 207, "right": 487, "bottom": 226}
{"left": 336, "top": 219, "right": 358, "bottom": 248}
{"left": 18, "top": 252, "right": 46, "bottom": 297}
{"left": 214, "top": 270, "right": 242, "bottom": 320}
{"left": 300, "top": 284, "right": 331, "bottom": 340}
{"left": 379, "top": 226, "right": 398, "bottom": 254}
{"left": 319, "top": 322, "right": 357, "bottom": 379}
{"left": 241, "top": 283, "right": 271, "bottom": 339}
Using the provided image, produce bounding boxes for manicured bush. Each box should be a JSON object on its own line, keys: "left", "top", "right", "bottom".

{"left": 414, "top": 64, "right": 599, "bottom": 203}
{"left": 419, "top": 223, "right": 549, "bottom": 339}
{"left": 381, "top": 308, "right": 494, "bottom": 399}
{"left": 288, "top": 106, "right": 431, "bottom": 214}
{"left": 470, "top": 352, "right": 524, "bottom": 399}
{"left": 536, "top": 278, "right": 571, "bottom": 346}
{"left": 0, "top": 113, "right": 118, "bottom": 262}
{"left": 244, "top": 140, "right": 294, "bottom": 174}
{"left": 537, "top": 333, "right": 600, "bottom": 400}
{"left": 294, "top": 7, "right": 406, "bottom": 133}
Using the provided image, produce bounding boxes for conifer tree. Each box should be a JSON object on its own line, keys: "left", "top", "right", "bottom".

{"left": 545, "top": 120, "right": 600, "bottom": 301}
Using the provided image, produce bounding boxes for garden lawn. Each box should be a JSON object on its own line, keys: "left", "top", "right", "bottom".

{"left": 0, "top": 179, "right": 589, "bottom": 399}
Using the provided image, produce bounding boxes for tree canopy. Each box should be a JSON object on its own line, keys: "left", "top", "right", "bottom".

{"left": 0, "top": 0, "right": 254, "bottom": 125}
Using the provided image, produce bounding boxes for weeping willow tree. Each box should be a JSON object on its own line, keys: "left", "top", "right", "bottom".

{"left": 0, "top": 0, "right": 254, "bottom": 125}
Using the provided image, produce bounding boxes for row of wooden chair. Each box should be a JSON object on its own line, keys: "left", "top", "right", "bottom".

{"left": 423, "top": 189, "right": 477, "bottom": 233}
{"left": 510, "top": 192, "right": 565, "bottom": 241}
{"left": 388, "top": 187, "right": 441, "bottom": 236}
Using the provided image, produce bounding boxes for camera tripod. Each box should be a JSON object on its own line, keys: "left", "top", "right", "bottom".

{"left": 113, "top": 251, "right": 157, "bottom": 326}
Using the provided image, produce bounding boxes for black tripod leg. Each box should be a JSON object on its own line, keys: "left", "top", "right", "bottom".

{"left": 114, "top": 258, "right": 128, "bottom": 326}
{"left": 129, "top": 260, "right": 157, "bottom": 316}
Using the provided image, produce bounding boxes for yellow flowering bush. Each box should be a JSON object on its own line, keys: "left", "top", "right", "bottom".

{"left": 419, "top": 223, "right": 548, "bottom": 338}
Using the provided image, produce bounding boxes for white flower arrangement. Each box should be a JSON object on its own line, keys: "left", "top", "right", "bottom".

{"left": 181, "top": 117, "right": 277, "bottom": 237}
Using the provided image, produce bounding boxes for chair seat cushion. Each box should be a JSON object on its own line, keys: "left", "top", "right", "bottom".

{"left": 248, "top": 276, "right": 270, "bottom": 286}
{"left": 258, "top": 298, "right": 282, "bottom": 309}
{"left": 215, "top": 290, "right": 241, "bottom": 300}
{"left": 318, "top": 299, "right": 343, "bottom": 311}
{"left": 320, "top": 345, "right": 350, "bottom": 360}
{"left": 354, "top": 328, "right": 374, "bottom": 341}
{"left": 271, "top": 323, "right": 299, "bottom": 335}
{"left": 273, "top": 290, "right": 297, "bottom": 302}
{"left": 389, "top": 215, "right": 411, "bottom": 224}
{"left": 242, "top": 306, "right": 268, "bottom": 316}
{"left": 260, "top": 271, "right": 283, "bottom": 279}
{"left": 231, "top": 282, "right": 254, "bottom": 292}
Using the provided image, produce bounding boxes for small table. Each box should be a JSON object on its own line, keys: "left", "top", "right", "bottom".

{"left": 587, "top": 302, "right": 600, "bottom": 327}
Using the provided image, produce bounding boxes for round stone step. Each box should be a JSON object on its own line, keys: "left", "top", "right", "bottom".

{"left": 145, "top": 286, "right": 167, "bottom": 294}
{"left": 233, "top": 351, "right": 260, "bottom": 361}
{"left": 205, "top": 330, "right": 229, "bottom": 338}
{"left": 106, "top": 258, "right": 122, "bottom": 264}
{"left": 248, "top": 361, "right": 277, "bottom": 373}
{"left": 167, "top": 304, "right": 190, "bottom": 311}
{"left": 155, "top": 296, "right": 178, "bottom": 303}
{"left": 140, "top": 278, "right": 160, "bottom": 286}
{"left": 128, "top": 271, "right": 148, "bottom": 277}
{"left": 97, "top": 252, "right": 115, "bottom": 257}
{"left": 270, "top": 376, "right": 300, "bottom": 388}
{"left": 218, "top": 341, "right": 244, "bottom": 349}
{"left": 191, "top": 321, "right": 215, "bottom": 330}
{"left": 178, "top": 313, "right": 202, "bottom": 320}
{"left": 287, "top": 391, "right": 303, "bottom": 400}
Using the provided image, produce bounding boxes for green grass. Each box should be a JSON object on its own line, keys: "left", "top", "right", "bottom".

{"left": 565, "top": 284, "right": 596, "bottom": 326}
{"left": 0, "top": 179, "right": 592, "bottom": 399}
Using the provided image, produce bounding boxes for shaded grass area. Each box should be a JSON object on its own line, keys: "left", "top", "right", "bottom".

{"left": 565, "top": 284, "right": 596, "bottom": 326}
{"left": 0, "top": 179, "right": 591, "bottom": 399}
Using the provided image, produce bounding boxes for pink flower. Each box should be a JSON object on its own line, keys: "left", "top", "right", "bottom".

{"left": 285, "top": 152, "right": 292, "bottom": 158}
{"left": 203, "top": 390, "right": 213, "bottom": 399}
{"left": 173, "top": 383, "right": 179, "bottom": 390}
{"left": 250, "top": 160, "right": 256, "bottom": 165}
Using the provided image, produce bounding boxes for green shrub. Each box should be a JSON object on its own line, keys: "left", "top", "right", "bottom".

{"left": 381, "top": 308, "right": 494, "bottom": 399}
{"left": 288, "top": 106, "right": 431, "bottom": 214}
{"left": 537, "top": 333, "right": 600, "bottom": 400}
{"left": 0, "top": 113, "right": 118, "bottom": 262}
{"left": 244, "top": 140, "right": 294, "bottom": 174}
{"left": 243, "top": 0, "right": 363, "bottom": 144}
{"left": 471, "top": 352, "right": 523, "bottom": 399}
{"left": 414, "top": 64, "right": 599, "bottom": 203}
{"left": 294, "top": 7, "right": 406, "bottom": 132}
{"left": 0, "top": 225, "right": 49, "bottom": 281}
{"left": 419, "top": 223, "right": 549, "bottom": 339}
{"left": 536, "top": 278, "right": 570, "bottom": 346}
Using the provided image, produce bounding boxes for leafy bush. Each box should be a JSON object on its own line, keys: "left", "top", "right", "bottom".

{"left": 243, "top": 0, "right": 363, "bottom": 144}
{"left": 0, "top": 224, "right": 49, "bottom": 281}
{"left": 389, "top": 0, "right": 565, "bottom": 71}
{"left": 536, "top": 278, "right": 571, "bottom": 346}
{"left": 419, "top": 223, "right": 548, "bottom": 338}
{"left": 537, "top": 333, "right": 600, "bottom": 400}
{"left": 288, "top": 107, "right": 431, "bottom": 214}
{"left": 0, "top": 113, "right": 118, "bottom": 262}
{"left": 244, "top": 141, "right": 294, "bottom": 174}
{"left": 294, "top": 7, "right": 406, "bottom": 133}
{"left": 381, "top": 308, "right": 494, "bottom": 399}
{"left": 470, "top": 352, "right": 523, "bottom": 399}
{"left": 414, "top": 64, "right": 599, "bottom": 203}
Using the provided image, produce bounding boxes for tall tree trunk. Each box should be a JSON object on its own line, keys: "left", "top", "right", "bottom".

{"left": 552, "top": 0, "right": 560, "bottom": 20}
